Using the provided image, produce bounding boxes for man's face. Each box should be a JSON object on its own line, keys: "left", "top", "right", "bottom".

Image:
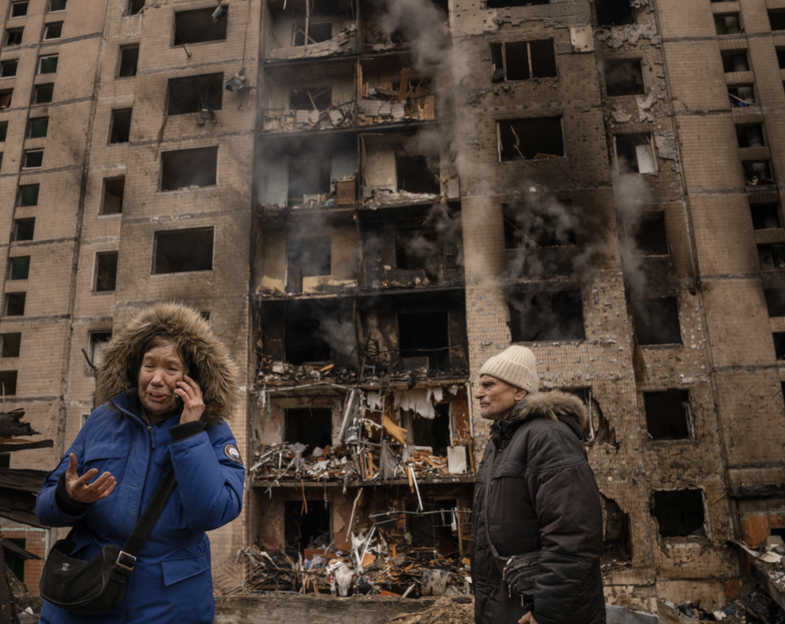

{"left": 475, "top": 375, "right": 526, "bottom": 421}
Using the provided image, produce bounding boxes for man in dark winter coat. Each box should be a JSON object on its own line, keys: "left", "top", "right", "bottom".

{"left": 471, "top": 345, "right": 605, "bottom": 624}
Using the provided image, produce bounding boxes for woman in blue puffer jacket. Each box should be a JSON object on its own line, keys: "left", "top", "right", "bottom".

{"left": 35, "top": 302, "right": 245, "bottom": 623}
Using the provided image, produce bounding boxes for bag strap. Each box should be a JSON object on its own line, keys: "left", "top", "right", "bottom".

{"left": 114, "top": 467, "right": 177, "bottom": 571}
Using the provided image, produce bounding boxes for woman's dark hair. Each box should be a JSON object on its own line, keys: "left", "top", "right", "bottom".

{"left": 129, "top": 334, "right": 194, "bottom": 387}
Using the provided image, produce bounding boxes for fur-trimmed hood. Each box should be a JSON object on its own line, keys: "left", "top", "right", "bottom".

{"left": 511, "top": 390, "right": 589, "bottom": 437}
{"left": 95, "top": 303, "right": 240, "bottom": 425}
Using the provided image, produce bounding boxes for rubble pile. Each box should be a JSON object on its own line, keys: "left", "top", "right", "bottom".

{"left": 387, "top": 597, "right": 474, "bottom": 624}
{"left": 263, "top": 102, "right": 356, "bottom": 134}
{"left": 238, "top": 535, "right": 472, "bottom": 599}
{"left": 357, "top": 68, "right": 435, "bottom": 127}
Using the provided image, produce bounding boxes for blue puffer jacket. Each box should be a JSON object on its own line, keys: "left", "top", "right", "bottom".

{"left": 35, "top": 389, "right": 245, "bottom": 624}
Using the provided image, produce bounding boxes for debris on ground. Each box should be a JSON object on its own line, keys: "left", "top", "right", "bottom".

{"left": 386, "top": 597, "right": 474, "bottom": 624}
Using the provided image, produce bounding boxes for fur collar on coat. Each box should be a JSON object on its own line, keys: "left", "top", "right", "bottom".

{"left": 509, "top": 390, "right": 589, "bottom": 437}
{"left": 94, "top": 303, "right": 240, "bottom": 425}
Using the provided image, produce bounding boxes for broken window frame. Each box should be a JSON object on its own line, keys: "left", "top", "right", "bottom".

{"left": 721, "top": 49, "right": 750, "bottom": 73}
{"left": 291, "top": 19, "right": 333, "bottom": 47}
{"left": 0, "top": 371, "right": 18, "bottom": 396}
{"left": 613, "top": 133, "right": 657, "bottom": 174}
{"left": 736, "top": 122, "right": 766, "bottom": 148}
{"left": 166, "top": 73, "right": 224, "bottom": 116}
{"left": 631, "top": 296, "right": 682, "bottom": 346}
{"left": 116, "top": 44, "right": 140, "bottom": 79}
{"left": 22, "top": 149, "right": 43, "bottom": 169}
{"left": 508, "top": 289, "right": 586, "bottom": 343}
{"left": 497, "top": 117, "right": 565, "bottom": 162}
{"left": 172, "top": 7, "right": 228, "bottom": 47}
{"left": 108, "top": 108, "right": 132, "bottom": 144}
{"left": 100, "top": 176, "right": 125, "bottom": 216}
{"left": 744, "top": 160, "right": 774, "bottom": 186}
{"left": 6, "top": 28, "right": 23, "bottom": 45}
{"left": 759, "top": 243, "right": 785, "bottom": 271}
{"left": 652, "top": 488, "right": 707, "bottom": 539}
{"left": 93, "top": 250, "right": 118, "bottom": 293}
{"left": 643, "top": 389, "right": 694, "bottom": 441}
{"left": 714, "top": 12, "right": 742, "bottom": 35}
{"left": 491, "top": 39, "right": 557, "bottom": 82}
{"left": 728, "top": 83, "right": 755, "bottom": 108}
{"left": 86, "top": 330, "right": 112, "bottom": 374}
{"left": 43, "top": 21, "right": 62, "bottom": 40}
{"left": 37, "top": 55, "right": 58, "bottom": 75}
{"left": 627, "top": 211, "right": 670, "bottom": 257}
{"left": 596, "top": 0, "right": 635, "bottom": 27}
{"left": 0, "top": 89, "right": 12, "bottom": 109}
{"left": 125, "top": 0, "right": 144, "bottom": 16}
{"left": 750, "top": 201, "right": 781, "bottom": 230}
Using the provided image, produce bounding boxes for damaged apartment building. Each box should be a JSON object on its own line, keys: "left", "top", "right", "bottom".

{"left": 2, "top": 0, "right": 785, "bottom": 612}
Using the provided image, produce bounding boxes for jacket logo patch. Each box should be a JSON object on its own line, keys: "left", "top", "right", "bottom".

{"left": 224, "top": 444, "right": 243, "bottom": 465}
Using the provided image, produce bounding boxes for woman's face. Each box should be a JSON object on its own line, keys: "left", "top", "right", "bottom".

{"left": 137, "top": 343, "right": 187, "bottom": 419}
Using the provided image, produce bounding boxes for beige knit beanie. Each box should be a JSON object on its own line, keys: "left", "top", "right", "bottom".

{"left": 478, "top": 345, "right": 538, "bottom": 393}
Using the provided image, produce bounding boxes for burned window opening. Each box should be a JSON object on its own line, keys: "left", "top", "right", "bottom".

{"left": 751, "top": 202, "right": 781, "bottom": 230}
{"left": 601, "top": 495, "right": 632, "bottom": 564}
{"left": 94, "top": 251, "right": 118, "bottom": 292}
{"left": 396, "top": 155, "right": 440, "bottom": 195}
{"left": 715, "top": 13, "right": 741, "bottom": 35}
{"left": 160, "top": 146, "right": 218, "bottom": 191}
{"left": 18, "top": 184, "right": 39, "bottom": 207}
{"left": 87, "top": 331, "right": 111, "bottom": 372}
{"left": 614, "top": 133, "right": 656, "bottom": 174}
{"left": 721, "top": 50, "right": 749, "bottom": 73}
{"left": 6, "top": 29, "right": 23, "bottom": 46}
{"left": 744, "top": 161, "right": 774, "bottom": 186}
{"left": 0, "top": 371, "right": 18, "bottom": 396}
{"left": 289, "top": 87, "right": 332, "bottom": 111}
{"left": 503, "top": 201, "right": 577, "bottom": 250}
{"left": 631, "top": 297, "right": 681, "bottom": 345}
{"left": 774, "top": 332, "right": 785, "bottom": 360}
{"left": 292, "top": 20, "right": 333, "bottom": 46}
{"left": 28, "top": 117, "right": 48, "bottom": 139}
{"left": 153, "top": 227, "right": 214, "bottom": 274}
{"left": 5, "top": 293, "right": 25, "bottom": 316}
{"left": 509, "top": 290, "right": 585, "bottom": 342}
{"left": 117, "top": 45, "right": 139, "bottom": 78}
{"left": 604, "top": 59, "right": 644, "bottom": 97}
{"left": 653, "top": 489, "right": 706, "bottom": 538}
{"left": 596, "top": 0, "right": 634, "bottom": 27}
{"left": 643, "top": 389, "right": 692, "bottom": 440}
{"left": 126, "top": 0, "right": 144, "bottom": 16}
{"left": 286, "top": 235, "right": 332, "bottom": 293}
{"left": 13, "top": 219, "right": 34, "bottom": 242}
{"left": 44, "top": 22, "right": 62, "bottom": 40}
{"left": 486, "top": 0, "right": 548, "bottom": 6}
{"left": 285, "top": 408, "right": 332, "bottom": 450}
{"left": 631, "top": 212, "right": 668, "bottom": 256}
{"left": 34, "top": 84, "right": 53, "bottom": 104}
{"left": 759, "top": 244, "right": 785, "bottom": 271}
{"left": 398, "top": 311, "right": 450, "bottom": 371}
{"left": 395, "top": 229, "right": 439, "bottom": 274}
{"left": 491, "top": 40, "right": 556, "bottom": 82}
{"left": 287, "top": 158, "right": 331, "bottom": 206}
{"left": 173, "top": 8, "right": 228, "bottom": 46}
{"left": 770, "top": 10, "right": 785, "bottom": 31}
{"left": 167, "top": 73, "right": 223, "bottom": 116}
{"left": 8, "top": 257, "right": 29, "bottom": 281}
{"left": 499, "top": 117, "right": 564, "bottom": 161}
{"left": 284, "top": 500, "right": 331, "bottom": 558}
{"left": 109, "top": 109, "right": 132, "bottom": 144}
{"left": 1, "top": 60, "right": 18, "bottom": 78}
{"left": 101, "top": 177, "right": 124, "bottom": 215}
{"left": 1, "top": 333, "right": 21, "bottom": 358}
{"left": 737, "top": 123, "right": 765, "bottom": 148}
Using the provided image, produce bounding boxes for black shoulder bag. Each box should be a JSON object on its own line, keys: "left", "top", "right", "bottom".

{"left": 40, "top": 468, "right": 177, "bottom": 616}
{"left": 483, "top": 443, "right": 542, "bottom": 606}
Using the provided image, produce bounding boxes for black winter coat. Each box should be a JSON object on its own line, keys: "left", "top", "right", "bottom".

{"left": 471, "top": 391, "right": 606, "bottom": 624}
